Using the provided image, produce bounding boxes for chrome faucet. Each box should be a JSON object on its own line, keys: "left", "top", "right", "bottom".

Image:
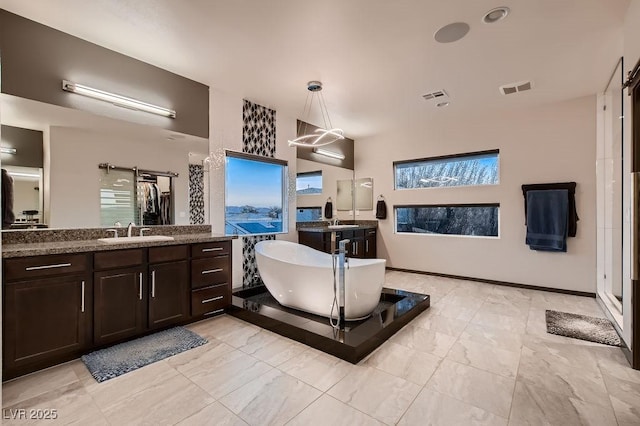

{"left": 333, "top": 218, "right": 339, "bottom": 226}
{"left": 127, "top": 222, "right": 135, "bottom": 238}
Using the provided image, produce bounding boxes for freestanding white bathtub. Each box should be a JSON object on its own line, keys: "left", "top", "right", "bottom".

{"left": 255, "top": 240, "right": 386, "bottom": 320}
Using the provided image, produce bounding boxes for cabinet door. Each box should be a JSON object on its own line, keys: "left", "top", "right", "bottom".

{"left": 3, "top": 275, "right": 91, "bottom": 374}
{"left": 347, "top": 230, "right": 364, "bottom": 258}
{"left": 364, "top": 230, "right": 377, "bottom": 258}
{"left": 149, "top": 261, "right": 189, "bottom": 329}
{"left": 298, "top": 231, "right": 326, "bottom": 252}
{"left": 94, "top": 267, "right": 146, "bottom": 345}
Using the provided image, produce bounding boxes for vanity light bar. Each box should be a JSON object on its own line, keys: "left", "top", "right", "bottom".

{"left": 62, "top": 80, "right": 176, "bottom": 119}
{"left": 313, "top": 148, "right": 345, "bottom": 160}
{"left": 8, "top": 171, "right": 40, "bottom": 178}
{"left": 0, "top": 147, "right": 17, "bottom": 154}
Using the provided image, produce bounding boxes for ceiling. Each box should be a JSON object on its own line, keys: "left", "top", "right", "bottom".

{"left": 0, "top": 0, "right": 631, "bottom": 139}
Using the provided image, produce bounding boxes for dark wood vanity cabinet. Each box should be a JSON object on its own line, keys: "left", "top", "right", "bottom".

{"left": 93, "top": 250, "right": 147, "bottom": 346}
{"left": 93, "top": 246, "right": 191, "bottom": 343}
{"left": 148, "top": 246, "right": 189, "bottom": 329}
{"left": 364, "top": 229, "right": 377, "bottom": 259}
{"left": 2, "top": 239, "right": 232, "bottom": 379}
{"left": 298, "top": 228, "right": 377, "bottom": 259}
{"left": 298, "top": 231, "right": 327, "bottom": 253}
{"left": 190, "top": 241, "right": 232, "bottom": 317}
{"left": 3, "top": 254, "right": 92, "bottom": 378}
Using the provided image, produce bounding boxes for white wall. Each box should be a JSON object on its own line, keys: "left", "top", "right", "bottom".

{"left": 208, "top": 89, "right": 299, "bottom": 288}
{"left": 355, "top": 96, "right": 597, "bottom": 292}
{"left": 48, "top": 126, "right": 206, "bottom": 228}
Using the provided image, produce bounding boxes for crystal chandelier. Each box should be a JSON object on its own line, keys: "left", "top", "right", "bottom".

{"left": 288, "top": 81, "right": 345, "bottom": 147}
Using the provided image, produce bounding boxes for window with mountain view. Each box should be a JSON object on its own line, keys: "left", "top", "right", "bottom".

{"left": 225, "top": 151, "right": 288, "bottom": 236}
{"left": 394, "top": 150, "right": 499, "bottom": 189}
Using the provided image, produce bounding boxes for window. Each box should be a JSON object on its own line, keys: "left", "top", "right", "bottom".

{"left": 296, "top": 171, "right": 322, "bottom": 195}
{"left": 225, "top": 151, "right": 288, "bottom": 236}
{"left": 395, "top": 204, "right": 499, "bottom": 237}
{"left": 394, "top": 150, "right": 499, "bottom": 189}
{"left": 296, "top": 207, "right": 322, "bottom": 222}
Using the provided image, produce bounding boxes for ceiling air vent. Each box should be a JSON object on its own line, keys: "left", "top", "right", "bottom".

{"left": 422, "top": 90, "right": 448, "bottom": 101}
{"left": 499, "top": 81, "right": 533, "bottom": 95}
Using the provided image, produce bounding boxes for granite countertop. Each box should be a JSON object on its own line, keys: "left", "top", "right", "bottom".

{"left": 297, "top": 223, "right": 378, "bottom": 233}
{"left": 2, "top": 233, "right": 236, "bottom": 258}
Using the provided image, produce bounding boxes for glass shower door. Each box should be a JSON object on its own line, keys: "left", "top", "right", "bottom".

{"left": 597, "top": 58, "right": 624, "bottom": 324}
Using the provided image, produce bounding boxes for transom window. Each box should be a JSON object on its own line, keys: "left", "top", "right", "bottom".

{"left": 296, "top": 171, "right": 322, "bottom": 195}
{"left": 394, "top": 150, "right": 499, "bottom": 189}
{"left": 395, "top": 204, "right": 499, "bottom": 237}
{"left": 296, "top": 207, "right": 322, "bottom": 222}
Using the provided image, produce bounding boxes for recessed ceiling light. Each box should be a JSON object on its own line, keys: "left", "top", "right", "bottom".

{"left": 483, "top": 7, "right": 510, "bottom": 24}
{"left": 436, "top": 102, "right": 450, "bottom": 108}
{"left": 434, "top": 22, "right": 470, "bottom": 43}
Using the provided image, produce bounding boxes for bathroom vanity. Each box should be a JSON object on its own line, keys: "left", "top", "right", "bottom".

{"left": 297, "top": 222, "right": 377, "bottom": 258}
{"left": 2, "top": 226, "right": 234, "bottom": 379}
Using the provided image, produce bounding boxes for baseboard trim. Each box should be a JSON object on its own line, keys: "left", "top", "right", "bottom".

{"left": 385, "top": 267, "right": 596, "bottom": 298}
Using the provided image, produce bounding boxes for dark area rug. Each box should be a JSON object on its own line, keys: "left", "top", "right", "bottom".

{"left": 545, "top": 310, "right": 621, "bottom": 347}
{"left": 82, "top": 326, "right": 208, "bottom": 383}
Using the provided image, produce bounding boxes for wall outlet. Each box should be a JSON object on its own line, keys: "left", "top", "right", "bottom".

{"left": 179, "top": 211, "right": 186, "bottom": 218}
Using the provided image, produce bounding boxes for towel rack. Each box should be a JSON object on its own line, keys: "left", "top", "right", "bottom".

{"left": 522, "top": 182, "right": 578, "bottom": 237}
{"left": 521, "top": 182, "right": 576, "bottom": 193}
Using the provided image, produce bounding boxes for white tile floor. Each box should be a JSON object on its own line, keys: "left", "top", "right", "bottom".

{"left": 3, "top": 270, "right": 640, "bottom": 425}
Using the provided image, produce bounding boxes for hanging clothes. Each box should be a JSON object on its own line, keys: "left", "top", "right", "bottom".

{"left": 159, "top": 192, "right": 171, "bottom": 225}
{"left": 139, "top": 181, "right": 161, "bottom": 225}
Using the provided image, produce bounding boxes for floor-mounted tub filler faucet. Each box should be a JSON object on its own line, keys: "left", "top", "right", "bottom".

{"left": 337, "top": 238, "right": 350, "bottom": 327}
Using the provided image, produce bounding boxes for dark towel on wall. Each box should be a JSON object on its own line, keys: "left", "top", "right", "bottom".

{"left": 324, "top": 201, "right": 333, "bottom": 219}
{"left": 375, "top": 199, "right": 387, "bottom": 219}
{"left": 522, "top": 182, "right": 578, "bottom": 237}
{"left": 1, "top": 169, "right": 15, "bottom": 228}
{"left": 525, "top": 189, "right": 568, "bottom": 252}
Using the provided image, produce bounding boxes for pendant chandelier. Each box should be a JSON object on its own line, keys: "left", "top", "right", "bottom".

{"left": 288, "top": 81, "right": 345, "bottom": 147}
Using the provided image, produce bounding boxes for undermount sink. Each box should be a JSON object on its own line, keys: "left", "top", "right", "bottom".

{"left": 97, "top": 235, "right": 175, "bottom": 244}
{"left": 327, "top": 224, "right": 360, "bottom": 229}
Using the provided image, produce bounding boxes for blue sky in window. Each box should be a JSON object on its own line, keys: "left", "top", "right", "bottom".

{"left": 226, "top": 156, "right": 283, "bottom": 207}
{"left": 296, "top": 173, "right": 322, "bottom": 193}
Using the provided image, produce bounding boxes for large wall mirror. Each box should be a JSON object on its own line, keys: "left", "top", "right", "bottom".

{"left": 296, "top": 157, "right": 374, "bottom": 221}
{"left": 0, "top": 94, "right": 210, "bottom": 230}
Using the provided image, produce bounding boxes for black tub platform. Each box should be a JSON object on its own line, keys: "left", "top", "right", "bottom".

{"left": 228, "top": 286, "right": 430, "bottom": 364}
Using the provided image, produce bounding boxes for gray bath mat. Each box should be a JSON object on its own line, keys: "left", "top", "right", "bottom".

{"left": 82, "top": 326, "right": 208, "bottom": 382}
{"left": 545, "top": 310, "right": 621, "bottom": 346}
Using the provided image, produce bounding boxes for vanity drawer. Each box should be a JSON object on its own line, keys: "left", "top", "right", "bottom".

{"left": 4, "top": 254, "right": 88, "bottom": 281}
{"left": 191, "top": 284, "right": 229, "bottom": 316}
{"left": 149, "top": 245, "right": 188, "bottom": 264}
{"left": 191, "top": 242, "right": 230, "bottom": 258}
{"left": 94, "top": 249, "right": 144, "bottom": 270}
{"left": 191, "top": 256, "right": 229, "bottom": 288}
